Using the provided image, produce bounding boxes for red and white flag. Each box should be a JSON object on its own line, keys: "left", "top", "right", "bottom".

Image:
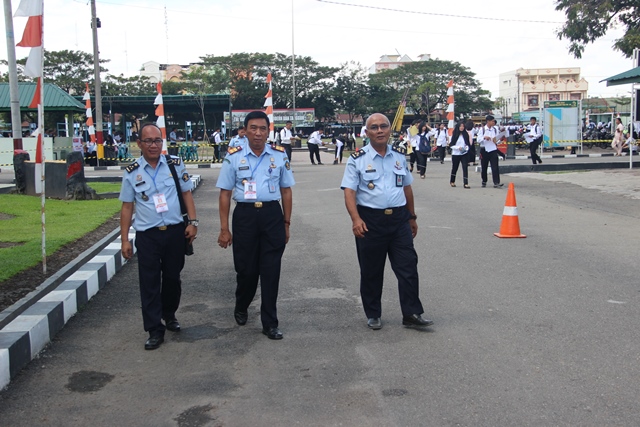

{"left": 446, "top": 80, "right": 455, "bottom": 137}
{"left": 15, "top": 0, "right": 44, "bottom": 193}
{"left": 154, "top": 82, "right": 168, "bottom": 154}
{"left": 83, "top": 83, "right": 96, "bottom": 143}
{"left": 264, "top": 73, "right": 275, "bottom": 141}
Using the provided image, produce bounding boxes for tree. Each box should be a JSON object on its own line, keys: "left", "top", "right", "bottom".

{"left": 38, "top": 50, "right": 108, "bottom": 94}
{"left": 332, "top": 61, "right": 370, "bottom": 126}
{"left": 102, "top": 74, "right": 156, "bottom": 96}
{"left": 555, "top": 0, "right": 640, "bottom": 58}
{"left": 368, "top": 59, "right": 492, "bottom": 121}
{"left": 179, "top": 65, "right": 230, "bottom": 138}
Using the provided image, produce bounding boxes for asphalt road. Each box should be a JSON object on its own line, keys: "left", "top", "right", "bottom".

{"left": 1, "top": 151, "right": 639, "bottom": 426}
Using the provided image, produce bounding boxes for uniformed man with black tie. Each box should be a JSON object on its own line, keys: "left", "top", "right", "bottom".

{"left": 340, "top": 113, "right": 433, "bottom": 331}
{"left": 216, "top": 110, "right": 295, "bottom": 340}
{"left": 119, "top": 123, "right": 198, "bottom": 350}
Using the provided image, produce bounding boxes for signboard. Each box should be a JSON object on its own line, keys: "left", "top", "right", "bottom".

{"left": 227, "top": 108, "right": 316, "bottom": 129}
{"left": 544, "top": 100, "right": 579, "bottom": 108}
{"left": 513, "top": 111, "right": 541, "bottom": 123}
{"left": 72, "top": 137, "right": 84, "bottom": 152}
{"left": 543, "top": 103, "right": 580, "bottom": 147}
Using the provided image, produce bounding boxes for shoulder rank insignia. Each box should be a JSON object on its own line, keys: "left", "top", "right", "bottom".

{"left": 351, "top": 150, "right": 366, "bottom": 159}
{"left": 166, "top": 155, "right": 181, "bottom": 165}
{"left": 392, "top": 146, "right": 406, "bottom": 155}
{"left": 272, "top": 145, "right": 285, "bottom": 153}
{"left": 227, "top": 146, "right": 243, "bottom": 155}
{"left": 125, "top": 162, "right": 140, "bottom": 173}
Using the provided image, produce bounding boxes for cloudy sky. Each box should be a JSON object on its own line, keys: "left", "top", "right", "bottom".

{"left": 2, "top": 0, "right": 634, "bottom": 99}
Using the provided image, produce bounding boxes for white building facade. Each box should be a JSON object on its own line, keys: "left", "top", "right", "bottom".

{"left": 499, "top": 68, "right": 589, "bottom": 118}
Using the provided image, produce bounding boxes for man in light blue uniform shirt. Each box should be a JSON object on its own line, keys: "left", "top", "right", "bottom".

{"left": 120, "top": 123, "right": 198, "bottom": 350}
{"left": 229, "top": 126, "right": 248, "bottom": 148}
{"left": 341, "top": 113, "right": 433, "bottom": 331}
{"left": 216, "top": 110, "right": 295, "bottom": 340}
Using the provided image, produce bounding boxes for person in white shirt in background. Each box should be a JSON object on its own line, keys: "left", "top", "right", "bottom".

{"left": 622, "top": 131, "right": 637, "bottom": 154}
{"left": 429, "top": 123, "right": 449, "bottom": 164}
{"left": 448, "top": 121, "right": 471, "bottom": 188}
{"left": 308, "top": 128, "right": 324, "bottom": 165}
{"left": 212, "top": 128, "right": 222, "bottom": 161}
{"left": 407, "top": 120, "right": 420, "bottom": 172}
{"left": 279, "top": 121, "right": 294, "bottom": 161}
{"left": 525, "top": 117, "right": 543, "bottom": 164}
{"left": 333, "top": 135, "right": 344, "bottom": 164}
{"left": 477, "top": 115, "right": 504, "bottom": 188}
{"left": 360, "top": 124, "right": 368, "bottom": 147}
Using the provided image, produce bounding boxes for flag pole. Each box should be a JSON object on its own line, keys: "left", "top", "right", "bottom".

{"left": 38, "top": 0, "right": 45, "bottom": 273}
{"left": 3, "top": 0, "right": 24, "bottom": 151}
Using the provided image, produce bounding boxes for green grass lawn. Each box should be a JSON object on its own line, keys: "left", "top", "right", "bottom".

{"left": 88, "top": 182, "right": 122, "bottom": 194}
{"left": 0, "top": 194, "right": 122, "bottom": 282}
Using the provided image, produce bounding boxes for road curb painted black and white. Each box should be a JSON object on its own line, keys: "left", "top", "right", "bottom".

{"left": 0, "top": 174, "right": 201, "bottom": 390}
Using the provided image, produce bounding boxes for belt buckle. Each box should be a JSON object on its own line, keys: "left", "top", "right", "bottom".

{"left": 158, "top": 226, "right": 168, "bottom": 231}
{"left": 384, "top": 209, "right": 393, "bottom": 215}
{"left": 254, "top": 202, "right": 263, "bottom": 208}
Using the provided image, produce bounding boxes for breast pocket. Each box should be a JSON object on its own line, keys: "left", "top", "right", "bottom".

{"left": 265, "top": 167, "right": 280, "bottom": 193}
{"left": 392, "top": 168, "right": 406, "bottom": 187}
{"left": 133, "top": 181, "right": 151, "bottom": 195}
{"left": 237, "top": 167, "right": 252, "bottom": 183}
{"left": 361, "top": 171, "right": 380, "bottom": 188}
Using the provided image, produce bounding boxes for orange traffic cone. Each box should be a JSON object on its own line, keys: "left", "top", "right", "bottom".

{"left": 494, "top": 183, "right": 526, "bottom": 238}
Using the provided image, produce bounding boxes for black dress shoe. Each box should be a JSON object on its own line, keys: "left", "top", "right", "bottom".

{"left": 367, "top": 317, "right": 382, "bottom": 330}
{"left": 318, "top": 162, "right": 324, "bottom": 165}
{"left": 165, "top": 318, "right": 180, "bottom": 332}
{"left": 262, "top": 327, "right": 283, "bottom": 340}
{"left": 493, "top": 183, "right": 504, "bottom": 188}
{"left": 234, "top": 310, "right": 248, "bottom": 326}
{"left": 145, "top": 334, "right": 164, "bottom": 350}
{"left": 402, "top": 314, "right": 434, "bottom": 327}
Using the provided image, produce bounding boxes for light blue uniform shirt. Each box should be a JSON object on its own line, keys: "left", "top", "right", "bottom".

{"left": 119, "top": 155, "right": 193, "bottom": 231}
{"left": 216, "top": 144, "right": 295, "bottom": 202}
{"left": 229, "top": 135, "right": 248, "bottom": 148}
{"left": 340, "top": 144, "right": 412, "bottom": 209}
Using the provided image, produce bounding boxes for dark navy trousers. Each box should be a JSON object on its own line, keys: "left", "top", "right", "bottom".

{"left": 135, "top": 224, "right": 185, "bottom": 334}
{"left": 355, "top": 206, "right": 424, "bottom": 319}
{"left": 232, "top": 202, "right": 286, "bottom": 328}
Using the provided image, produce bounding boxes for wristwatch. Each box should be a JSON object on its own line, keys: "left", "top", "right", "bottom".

{"left": 187, "top": 219, "right": 199, "bottom": 227}
{"left": 409, "top": 214, "right": 417, "bottom": 220}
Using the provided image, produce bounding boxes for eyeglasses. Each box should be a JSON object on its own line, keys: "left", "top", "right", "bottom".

{"left": 140, "top": 138, "right": 163, "bottom": 146}
{"left": 368, "top": 124, "right": 390, "bottom": 131}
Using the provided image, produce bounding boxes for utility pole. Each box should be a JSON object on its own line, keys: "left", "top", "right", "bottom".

{"left": 3, "top": 0, "right": 24, "bottom": 151}
{"left": 90, "top": 0, "right": 104, "bottom": 150}
{"left": 291, "top": 0, "right": 296, "bottom": 132}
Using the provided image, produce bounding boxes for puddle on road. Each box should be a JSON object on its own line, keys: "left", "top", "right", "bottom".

{"left": 175, "top": 404, "right": 216, "bottom": 427}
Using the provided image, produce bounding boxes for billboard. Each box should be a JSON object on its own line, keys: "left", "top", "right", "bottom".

{"left": 543, "top": 102, "right": 580, "bottom": 148}
{"left": 225, "top": 108, "right": 316, "bottom": 129}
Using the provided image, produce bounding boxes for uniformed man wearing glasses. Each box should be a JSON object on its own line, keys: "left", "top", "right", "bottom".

{"left": 341, "top": 113, "right": 434, "bottom": 331}
{"left": 119, "top": 123, "right": 198, "bottom": 350}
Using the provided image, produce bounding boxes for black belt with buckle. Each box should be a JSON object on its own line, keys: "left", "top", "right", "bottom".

{"left": 357, "top": 205, "right": 405, "bottom": 215}
{"left": 141, "top": 223, "right": 183, "bottom": 232}
{"left": 236, "top": 201, "right": 280, "bottom": 208}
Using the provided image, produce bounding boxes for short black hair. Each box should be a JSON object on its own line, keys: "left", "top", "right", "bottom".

{"left": 285, "top": 121, "right": 293, "bottom": 125}
{"left": 244, "top": 110, "right": 270, "bottom": 128}
{"left": 138, "top": 123, "right": 161, "bottom": 139}
{"left": 530, "top": 117, "right": 537, "bottom": 122}
{"left": 486, "top": 115, "right": 495, "bottom": 122}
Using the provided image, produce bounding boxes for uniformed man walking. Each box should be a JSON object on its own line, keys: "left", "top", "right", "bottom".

{"left": 340, "top": 113, "right": 433, "bottom": 330}
{"left": 119, "top": 123, "right": 198, "bottom": 350}
{"left": 216, "top": 110, "right": 295, "bottom": 340}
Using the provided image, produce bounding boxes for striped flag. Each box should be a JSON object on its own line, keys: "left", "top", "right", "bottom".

{"left": 15, "top": 0, "right": 44, "bottom": 193}
{"left": 264, "top": 73, "right": 275, "bottom": 141}
{"left": 154, "top": 82, "right": 168, "bottom": 155}
{"left": 446, "top": 80, "right": 454, "bottom": 136}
